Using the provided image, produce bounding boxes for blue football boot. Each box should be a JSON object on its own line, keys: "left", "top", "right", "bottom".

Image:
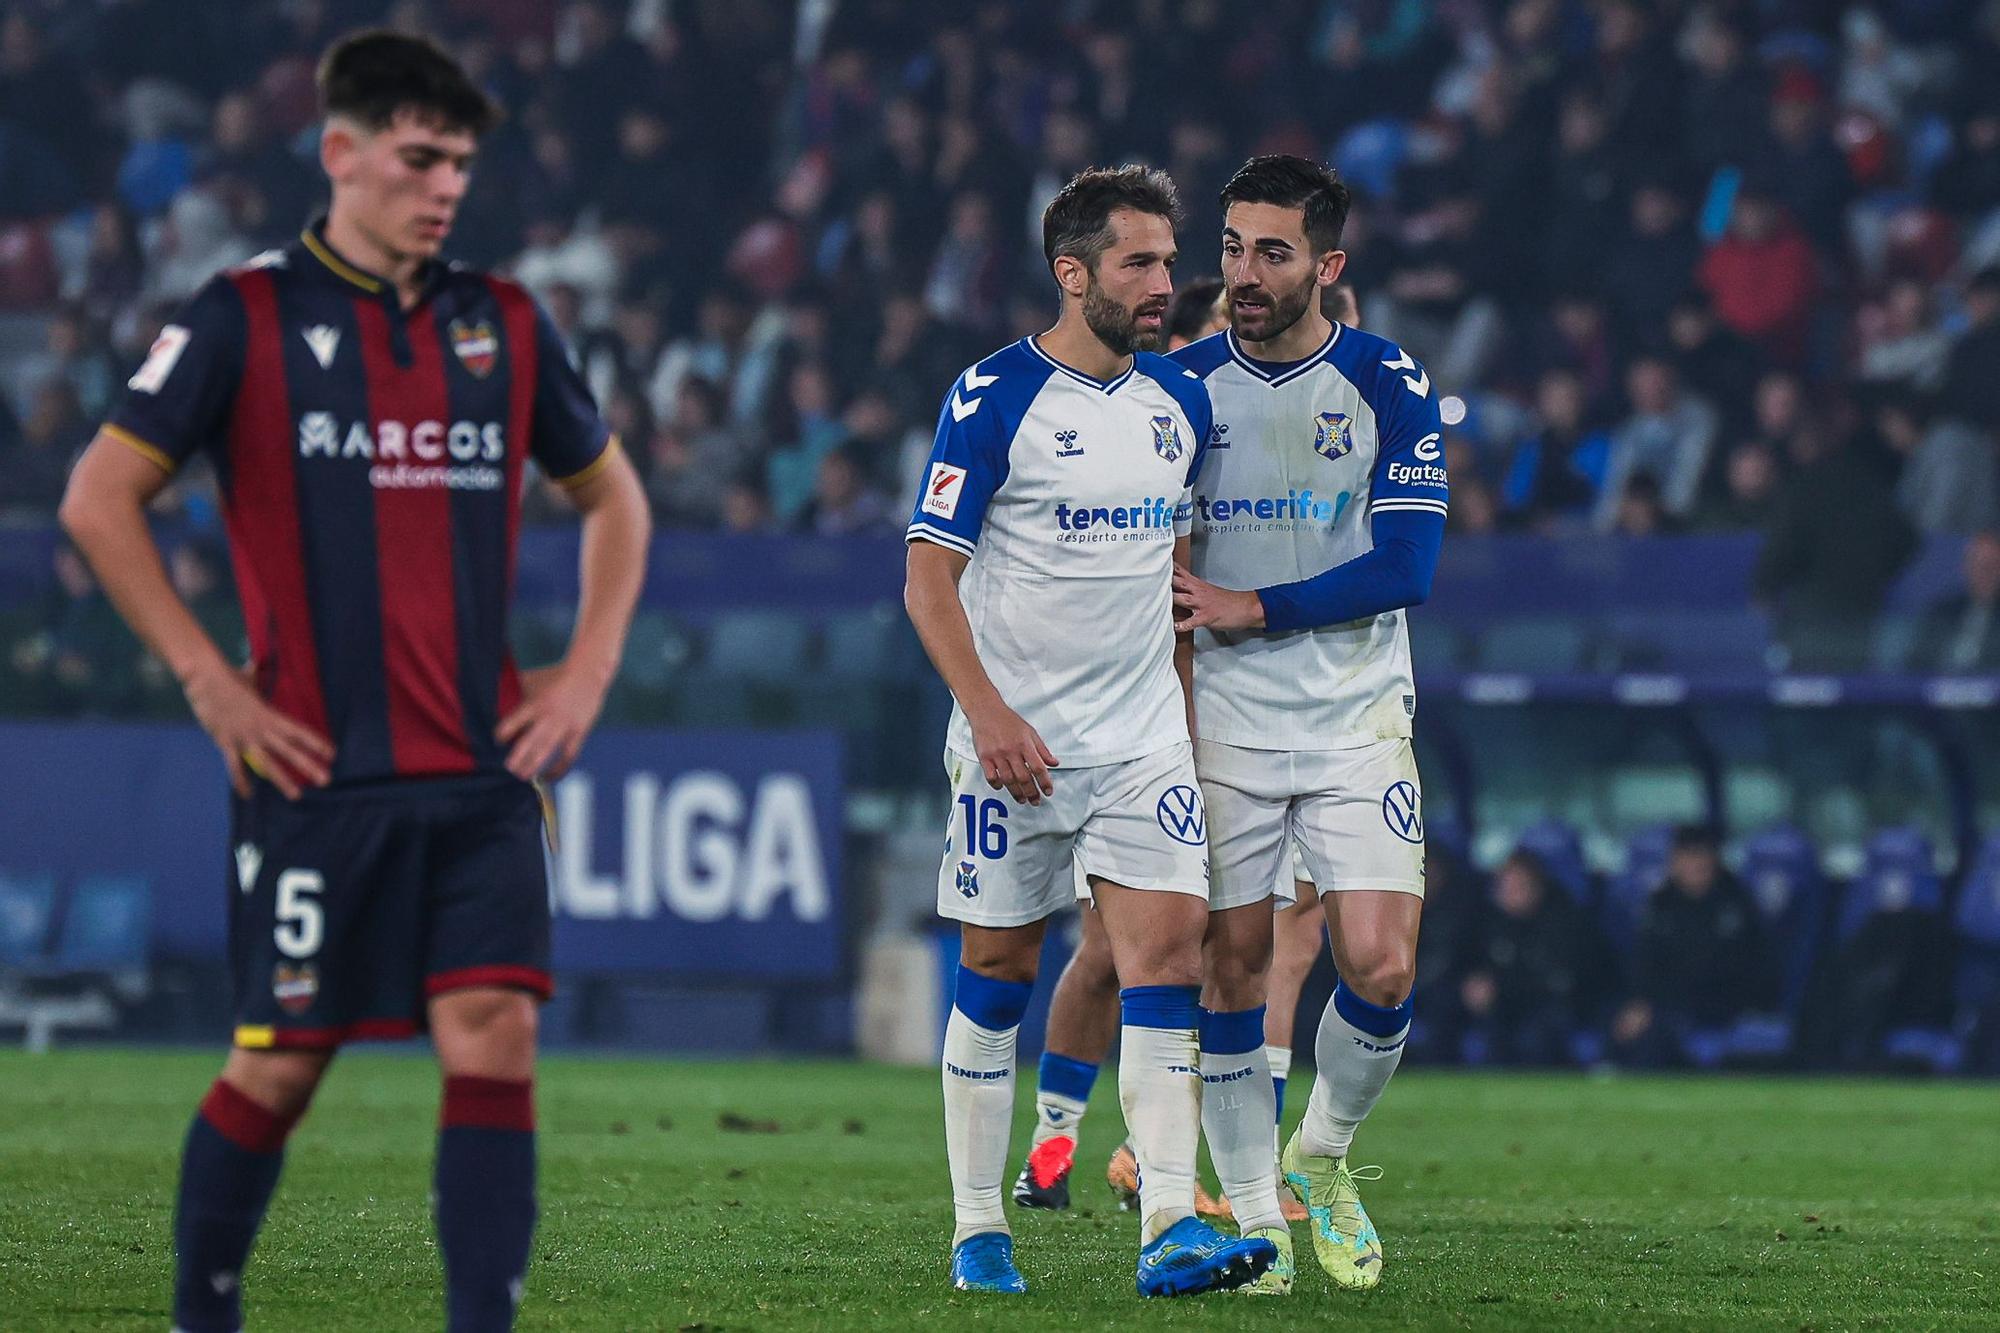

{"left": 1135, "top": 1215, "right": 1278, "bottom": 1297}
{"left": 950, "top": 1231, "right": 1027, "bottom": 1293}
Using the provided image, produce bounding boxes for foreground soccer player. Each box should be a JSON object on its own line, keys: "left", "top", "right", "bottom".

{"left": 59, "top": 32, "right": 649, "bottom": 1333}
{"left": 1172, "top": 154, "right": 1446, "bottom": 1290}
{"left": 1017, "top": 280, "right": 1372, "bottom": 1233}
{"left": 904, "top": 166, "right": 1275, "bottom": 1298}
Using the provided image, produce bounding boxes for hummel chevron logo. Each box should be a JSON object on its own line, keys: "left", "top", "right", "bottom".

{"left": 303, "top": 324, "right": 341, "bottom": 369}
{"left": 1381, "top": 350, "right": 1429, "bottom": 398}
{"left": 963, "top": 367, "right": 999, "bottom": 391}
{"left": 950, "top": 391, "right": 981, "bottom": 422}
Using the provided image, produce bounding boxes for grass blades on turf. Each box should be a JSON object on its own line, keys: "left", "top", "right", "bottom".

{"left": 1, "top": 1050, "right": 1995, "bottom": 1330}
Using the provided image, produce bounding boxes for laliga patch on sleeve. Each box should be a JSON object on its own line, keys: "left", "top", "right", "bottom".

{"left": 922, "top": 462, "right": 967, "bottom": 519}
{"left": 127, "top": 324, "right": 190, "bottom": 394}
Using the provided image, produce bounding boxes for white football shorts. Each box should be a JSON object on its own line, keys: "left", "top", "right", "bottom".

{"left": 1198, "top": 737, "right": 1426, "bottom": 911}
{"left": 936, "top": 742, "right": 1210, "bottom": 928}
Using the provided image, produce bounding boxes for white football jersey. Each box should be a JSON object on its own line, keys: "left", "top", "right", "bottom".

{"left": 906, "top": 337, "right": 1213, "bottom": 768}
{"left": 1171, "top": 324, "right": 1447, "bottom": 749}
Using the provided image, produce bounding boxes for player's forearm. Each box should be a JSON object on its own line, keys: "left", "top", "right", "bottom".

{"left": 59, "top": 457, "right": 231, "bottom": 687}
{"left": 904, "top": 551, "right": 1007, "bottom": 718}
{"left": 564, "top": 457, "right": 651, "bottom": 690}
{"left": 1256, "top": 510, "right": 1444, "bottom": 631}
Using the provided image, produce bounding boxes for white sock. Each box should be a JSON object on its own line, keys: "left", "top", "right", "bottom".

{"left": 1030, "top": 1089, "right": 1088, "bottom": 1147}
{"left": 942, "top": 969, "right": 1032, "bottom": 1247}
{"left": 1267, "top": 1044, "right": 1293, "bottom": 1160}
{"left": 1118, "top": 986, "right": 1202, "bottom": 1243}
{"left": 1029, "top": 1051, "right": 1098, "bottom": 1148}
{"left": 1300, "top": 982, "right": 1410, "bottom": 1160}
{"left": 1199, "top": 1008, "right": 1284, "bottom": 1233}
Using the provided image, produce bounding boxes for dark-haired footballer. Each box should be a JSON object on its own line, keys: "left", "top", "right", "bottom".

{"left": 903, "top": 165, "right": 1275, "bottom": 1298}
{"left": 59, "top": 31, "right": 649, "bottom": 1333}
{"left": 1169, "top": 154, "right": 1447, "bottom": 1293}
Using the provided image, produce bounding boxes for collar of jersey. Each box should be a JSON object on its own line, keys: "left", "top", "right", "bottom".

{"left": 1225, "top": 323, "right": 1341, "bottom": 387}
{"left": 1024, "top": 336, "right": 1136, "bottom": 394}
{"left": 299, "top": 220, "right": 445, "bottom": 301}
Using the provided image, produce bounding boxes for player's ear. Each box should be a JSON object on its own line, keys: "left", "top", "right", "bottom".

{"left": 1317, "top": 249, "right": 1348, "bottom": 289}
{"left": 320, "top": 117, "right": 364, "bottom": 183}
{"left": 1052, "top": 254, "right": 1089, "bottom": 301}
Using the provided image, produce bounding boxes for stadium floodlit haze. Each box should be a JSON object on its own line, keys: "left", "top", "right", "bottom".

{"left": 2, "top": 2, "right": 2000, "bottom": 1328}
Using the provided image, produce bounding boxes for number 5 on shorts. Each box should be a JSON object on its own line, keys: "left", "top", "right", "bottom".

{"left": 274, "top": 868, "right": 324, "bottom": 959}
{"left": 956, "top": 795, "right": 1009, "bottom": 859}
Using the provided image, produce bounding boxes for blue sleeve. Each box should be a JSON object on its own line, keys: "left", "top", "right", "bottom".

{"left": 1255, "top": 343, "right": 1447, "bottom": 630}
{"left": 529, "top": 301, "right": 615, "bottom": 486}
{"left": 905, "top": 372, "right": 1011, "bottom": 556}
{"left": 103, "top": 275, "right": 245, "bottom": 471}
{"left": 1256, "top": 508, "right": 1444, "bottom": 630}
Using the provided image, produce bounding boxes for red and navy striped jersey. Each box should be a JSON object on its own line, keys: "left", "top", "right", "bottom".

{"left": 105, "top": 222, "right": 615, "bottom": 785}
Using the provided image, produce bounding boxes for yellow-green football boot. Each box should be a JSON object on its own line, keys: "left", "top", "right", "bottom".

{"left": 1280, "top": 1129, "right": 1384, "bottom": 1288}
{"left": 1236, "top": 1225, "right": 1294, "bottom": 1295}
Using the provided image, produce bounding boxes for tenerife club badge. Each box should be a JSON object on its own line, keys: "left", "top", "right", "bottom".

{"left": 1150, "top": 414, "right": 1182, "bottom": 463}
{"left": 450, "top": 318, "right": 499, "bottom": 378}
{"left": 1314, "top": 410, "right": 1354, "bottom": 460}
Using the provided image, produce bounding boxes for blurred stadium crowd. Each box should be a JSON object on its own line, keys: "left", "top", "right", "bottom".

{"left": 5, "top": 1, "right": 2000, "bottom": 1070}
{"left": 1408, "top": 818, "right": 2000, "bottom": 1075}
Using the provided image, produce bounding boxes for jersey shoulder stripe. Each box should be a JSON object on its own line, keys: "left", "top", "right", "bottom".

{"left": 1133, "top": 349, "right": 1213, "bottom": 442}
{"left": 1164, "top": 329, "right": 1232, "bottom": 379}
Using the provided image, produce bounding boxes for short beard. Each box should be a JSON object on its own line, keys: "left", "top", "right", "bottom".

{"left": 1231, "top": 273, "right": 1316, "bottom": 344}
{"left": 1082, "top": 278, "right": 1161, "bottom": 355}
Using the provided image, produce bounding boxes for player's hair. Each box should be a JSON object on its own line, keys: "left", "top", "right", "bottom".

{"left": 1167, "top": 274, "right": 1225, "bottom": 343}
{"left": 318, "top": 29, "right": 501, "bottom": 136}
{"left": 1041, "top": 165, "right": 1182, "bottom": 274}
{"left": 1218, "top": 155, "right": 1352, "bottom": 256}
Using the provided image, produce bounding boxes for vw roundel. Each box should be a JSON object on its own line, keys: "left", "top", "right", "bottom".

{"left": 1156, "top": 785, "right": 1206, "bottom": 846}
{"left": 1381, "top": 781, "right": 1423, "bottom": 844}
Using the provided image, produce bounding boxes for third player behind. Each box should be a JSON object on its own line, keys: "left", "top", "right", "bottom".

{"left": 1171, "top": 154, "right": 1446, "bottom": 1291}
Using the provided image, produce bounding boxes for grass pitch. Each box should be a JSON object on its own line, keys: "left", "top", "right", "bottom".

{"left": 0, "top": 1050, "right": 1995, "bottom": 1330}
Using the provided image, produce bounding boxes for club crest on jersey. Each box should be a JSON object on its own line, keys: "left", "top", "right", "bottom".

{"left": 272, "top": 963, "right": 318, "bottom": 1015}
{"left": 1314, "top": 411, "right": 1354, "bottom": 461}
{"left": 955, "top": 860, "right": 980, "bottom": 899}
{"left": 1150, "top": 415, "right": 1183, "bottom": 463}
{"left": 449, "top": 318, "right": 499, "bottom": 378}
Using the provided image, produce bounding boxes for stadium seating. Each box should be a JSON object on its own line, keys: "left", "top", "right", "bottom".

{"left": 1843, "top": 828, "right": 1960, "bottom": 1073}
{"left": 0, "top": 871, "right": 57, "bottom": 968}
{"left": 1601, "top": 825, "right": 1674, "bottom": 951}
{"left": 1511, "top": 818, "right": 1592, "bottom": 904}
{"left": 53, "top": 875, "right": 151, "bottom": 971}
{"left": 0, "top": 872, "right": 152, "bottom": 1051}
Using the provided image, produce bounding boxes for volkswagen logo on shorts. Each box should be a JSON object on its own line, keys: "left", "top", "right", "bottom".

{"left": 1157, "top": 785, "right": 1206, "bottom": 845}
{"left": 1382, "top": 781, "right": 1424, "bottom": 844}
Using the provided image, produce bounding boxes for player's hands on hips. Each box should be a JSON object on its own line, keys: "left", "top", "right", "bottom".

{"left": 498, "top": 661, "right": 607, "bottom": 781}
{"left": 184, "top": 660, "right": 334, "bottom": 800}
{"left": 966, "top": 700, "right": 1059, "bottom": 805}
{"left": 1172, "top": 568, "right": 1267, "bottom": 632}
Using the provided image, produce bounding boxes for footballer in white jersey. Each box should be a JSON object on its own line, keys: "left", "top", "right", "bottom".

{"left": 905, "top": 166, "right": 1277, "bottom": 1299}
{"left": 1166, "top": 154, "right": 1449, "bottom": 1293}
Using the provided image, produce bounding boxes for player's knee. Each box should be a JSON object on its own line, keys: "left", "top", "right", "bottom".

{"left": 1119, "top": 937, "right": 1202, "bottom": 990}
{"left": 221, "top": 1048, "right": 332, "bottom": 1119}
{"left": 959, "top": 937, "right": 1040, "bottom": 986}
{"left": 432, "top": 989, "right": 539, "bottom": 1078}
{"left": 1345, "top": 946, "right": 1416, "bottom": 1009}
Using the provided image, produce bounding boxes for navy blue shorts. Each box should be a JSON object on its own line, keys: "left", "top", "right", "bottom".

{"left": 227, "top": 772, "right": 551, "bottom": 1050}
